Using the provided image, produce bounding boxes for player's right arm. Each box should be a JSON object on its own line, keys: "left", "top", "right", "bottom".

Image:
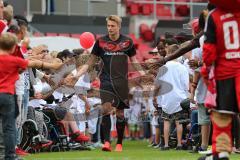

{"left": 62, "top": 54, "right": 98, "bottom": 87}
{"left": 75, "top": 54, "right": 98, "bottom": 79}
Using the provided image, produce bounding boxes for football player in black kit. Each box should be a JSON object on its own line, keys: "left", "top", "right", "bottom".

{"left": 63, "top": 15, "right": 146, "bottom": 152}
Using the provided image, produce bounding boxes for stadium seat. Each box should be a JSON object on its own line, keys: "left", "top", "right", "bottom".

{"left": 175, "top": 0, "right": 190, "bottom": 17}
{"left": 33, "top": 32, "right": 44, "bottom": 37}
{"left": 45, "top": 32, "right": 58, "bottom": 36}
{"left": 142, "top": 30, "right": 154, "bottom": 42}
{"left": 128, "top": 3, "right": 140, "bottom": 15}
{"left": 141, "top": 4, "right": 153, "bottom": 16}
{"left": 156, "top": 4, "right": 172, "bottom": 17}
{"left": 71, "top": 33, "right": 82, "bottom": 39}
{"left": 58, "top": 33, "right": 71, "bottom": 37}
{"left": 139, "top": 23, "right": 150, "bottom": 35}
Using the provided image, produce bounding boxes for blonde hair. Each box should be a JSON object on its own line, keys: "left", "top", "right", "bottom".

{"left": 0, "top": 32, "right": 17, "bottom": 51}
{"left": 106, "top": 15, "right": 122, "bottom": 26}
{"left": 3, "top": 5, "right": 13, "bottom": 24}
{"left": 50, "top": 51, "right": 58, "bottom": 58}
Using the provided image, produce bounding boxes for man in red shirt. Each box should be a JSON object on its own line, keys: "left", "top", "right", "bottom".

{"left": 199, "top": 2, "right": 240, "bottom": 160}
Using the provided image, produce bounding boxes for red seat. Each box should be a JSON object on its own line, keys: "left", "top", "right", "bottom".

{"left": 141, "top": 4, "right": 153, "bottom": 16}
{"left": 71, "top": 33, "right": 81, "bottom": 39}
{"left": 143, "top": 30, "right": 154, "bottom": 42}
{"left": 58, "top": 33, "right": 70, "bottom": 37}
{"left": 176, "top": 5, "right": 190, "bottom": 17}
{"left": 33, "top": 32, "right": 44, "bottom": 37}
{"left": 128, "top": 3, "right": 140, "bottom": 15}
{"left": 174, "top": 0, "right": 189, "bottom": 17}
{"left": 45, "top": 32, "right": 58, "bottom": 36}
{"left": 139, "top": 23, "right": 150, "bottom": 35}
{"left": 156, "top": 4, "right": 172, "bottom": 17}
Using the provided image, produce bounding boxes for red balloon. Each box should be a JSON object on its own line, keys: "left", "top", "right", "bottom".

{"left": 79, "top": 32, "right": 95, "bottom": 49}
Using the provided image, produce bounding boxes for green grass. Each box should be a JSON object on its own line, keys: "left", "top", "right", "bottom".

{"left": 23, "top": 140, "right": 239, "bottom": 160}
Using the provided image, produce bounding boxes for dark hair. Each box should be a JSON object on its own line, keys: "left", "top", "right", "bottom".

{"left": 207, "top": 3, "right": 216, "bottom": 11}
{"left": 13, "top": 15, "right": 28, "bottom": 32}
{"left": 164, "top": 32, "right": 175, "bottom": 39}
{"left": 7, "top": 24, "right": 20, "bottom": 34}
{"left": 14, "top": 15, "right": 28, "bottom": 25}
{"left": 57, "top": 49, "right": 74, "bottom": 61}
{"left": 164, "top": 38, "right": 178, "bottom": 46}
{"left": 3, "top": 1, "right": 9, "bottom": 7}
{"left": 174, "top": 32, "right": 192, "bottom": 43}
{"left": 72, "top": 48, "right": 84, "bottom": 56}
{"left": 199, "top": 12, "right": 206, "bottom": 30}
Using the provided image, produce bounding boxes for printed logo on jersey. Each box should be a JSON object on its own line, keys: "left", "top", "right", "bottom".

{"left": 99, "top": 39, "right": 132, "bottom": 53}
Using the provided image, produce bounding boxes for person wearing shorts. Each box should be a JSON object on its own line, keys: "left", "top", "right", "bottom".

{"left": 62, "top": 15, "right": 145, "bottom": 152}
{"left": 199, "top": 3, "right": 240, "bottom": 160}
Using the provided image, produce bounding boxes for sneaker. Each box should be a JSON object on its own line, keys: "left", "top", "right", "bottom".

{"left": 160, "top": 146, "right": 170, "bottom": 151}
{"left": 147, "top": 142, "right": 156, "bottom": 147}
{"left": 115, "top": 144, "right": 122, "bottom": 152}
{"left": 176, "top": 146, "right": 183, "bottom": 150}
{"left": 71, "top": 131, "right": 90, "bottom": 142}
{"left": 68, "top": 142, "right": 81, "bottom": 149}
{"left": 16, "top": 147, "right": 29, "bottom": 156}
{"left": 92, "top": 142, "right": 103, "bottom": 148}
{"left": 198, "top": 152, "right": 229, "bottom": 160}
{"left": 153, "top": 143, "right": 162, "bottom": 149}
{"left": 102, "top": 141, "right": 111, "bottom": 152}
{"left": 40, "top": 136, "right": 51, "bottom": 144}
{"left": 190, "top": 146, "right": 207, "bottom": 153}
{"left": 233, "top": 148, "right": 240, "bottom": 154}
{"left": 41, "top": 140, "right": 53, "bottom": 148}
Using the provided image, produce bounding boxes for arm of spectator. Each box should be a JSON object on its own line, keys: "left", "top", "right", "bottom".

{"left": 148, "top": 32, "right": 203, "bottom": 70}
{"left": 28, "top": 59, "right": 63, "bottom": 70}
{"left": 189, "top": 71, "right": 200, "bottom": 103}
{"left": 79, "top": 95, "right": 91, "bottom": 116}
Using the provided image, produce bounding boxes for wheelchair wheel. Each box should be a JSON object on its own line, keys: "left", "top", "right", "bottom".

{"left": 42, "top": 122, "right": 48, "bottom": 139}
{"left": 50, "top": 145, "right": 60, "bottom": 152}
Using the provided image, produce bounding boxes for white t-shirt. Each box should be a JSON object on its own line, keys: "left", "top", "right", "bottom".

{"left": 156, "top": 61, "right": 189, "bottom": 114}
{"left": 15, "top": 52, "right": 30, "bottom": 95}
{"left": 192, "top": 40, "right": 207, "bottom": 104}
{"left": 72, "top": 69, "right": 91, "bottom": 94}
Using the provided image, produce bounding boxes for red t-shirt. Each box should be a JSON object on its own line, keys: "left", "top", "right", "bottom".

{"left": 0, "top": 54, "right": 28, "bottom": 94}
{"left": 0, "top": 20, "right": 8, "bottom": 34}
{"left": 204, "top": 9, "right": 240, "bottom": 80}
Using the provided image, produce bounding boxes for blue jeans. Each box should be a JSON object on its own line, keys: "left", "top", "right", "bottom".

{"left": 190, "top": 109, "right": 199, "bottom": 136}
{"left": 0, "top": 93, "right": 17, "bottom": 160}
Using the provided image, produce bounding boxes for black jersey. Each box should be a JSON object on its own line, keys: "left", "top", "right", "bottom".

{"left": 91, "top": 34, "right": 136, "bottom": 82}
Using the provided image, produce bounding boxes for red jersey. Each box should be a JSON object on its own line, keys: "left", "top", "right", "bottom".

{"left": 203, "top": 8, "right": 240, "bottom": 80}
{"left": 209, "top": 0, "right": 240, "bottom": 13}
{"left": 0, "top": 54, "right": 28, "bottom": 94}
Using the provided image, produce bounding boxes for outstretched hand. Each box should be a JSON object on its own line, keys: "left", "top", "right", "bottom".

{"left": 146, "top": 57, "right": 166, "bottom": 71}
{"left": 61, "top": 74, "right": 78, "bottom": 87}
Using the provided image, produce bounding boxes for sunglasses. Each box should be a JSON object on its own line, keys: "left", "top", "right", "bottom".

{"left": 41, "top": 49, "right": 49, "bottom": 53}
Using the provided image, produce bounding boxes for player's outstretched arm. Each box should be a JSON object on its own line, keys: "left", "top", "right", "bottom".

{"left": 62, "top": 54, "right": 98, "bottom": 87}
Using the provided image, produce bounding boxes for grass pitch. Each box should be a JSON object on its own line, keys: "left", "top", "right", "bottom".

{"left": 23, "top": 140, "right": 239, "bottom": 160}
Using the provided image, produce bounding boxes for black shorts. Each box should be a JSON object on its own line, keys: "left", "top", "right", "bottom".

{"left": 100, "top": 80, "right": 129, "bottom": 109}
{"left": 216, "top": 77, "right": 239, "bottom": 113}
